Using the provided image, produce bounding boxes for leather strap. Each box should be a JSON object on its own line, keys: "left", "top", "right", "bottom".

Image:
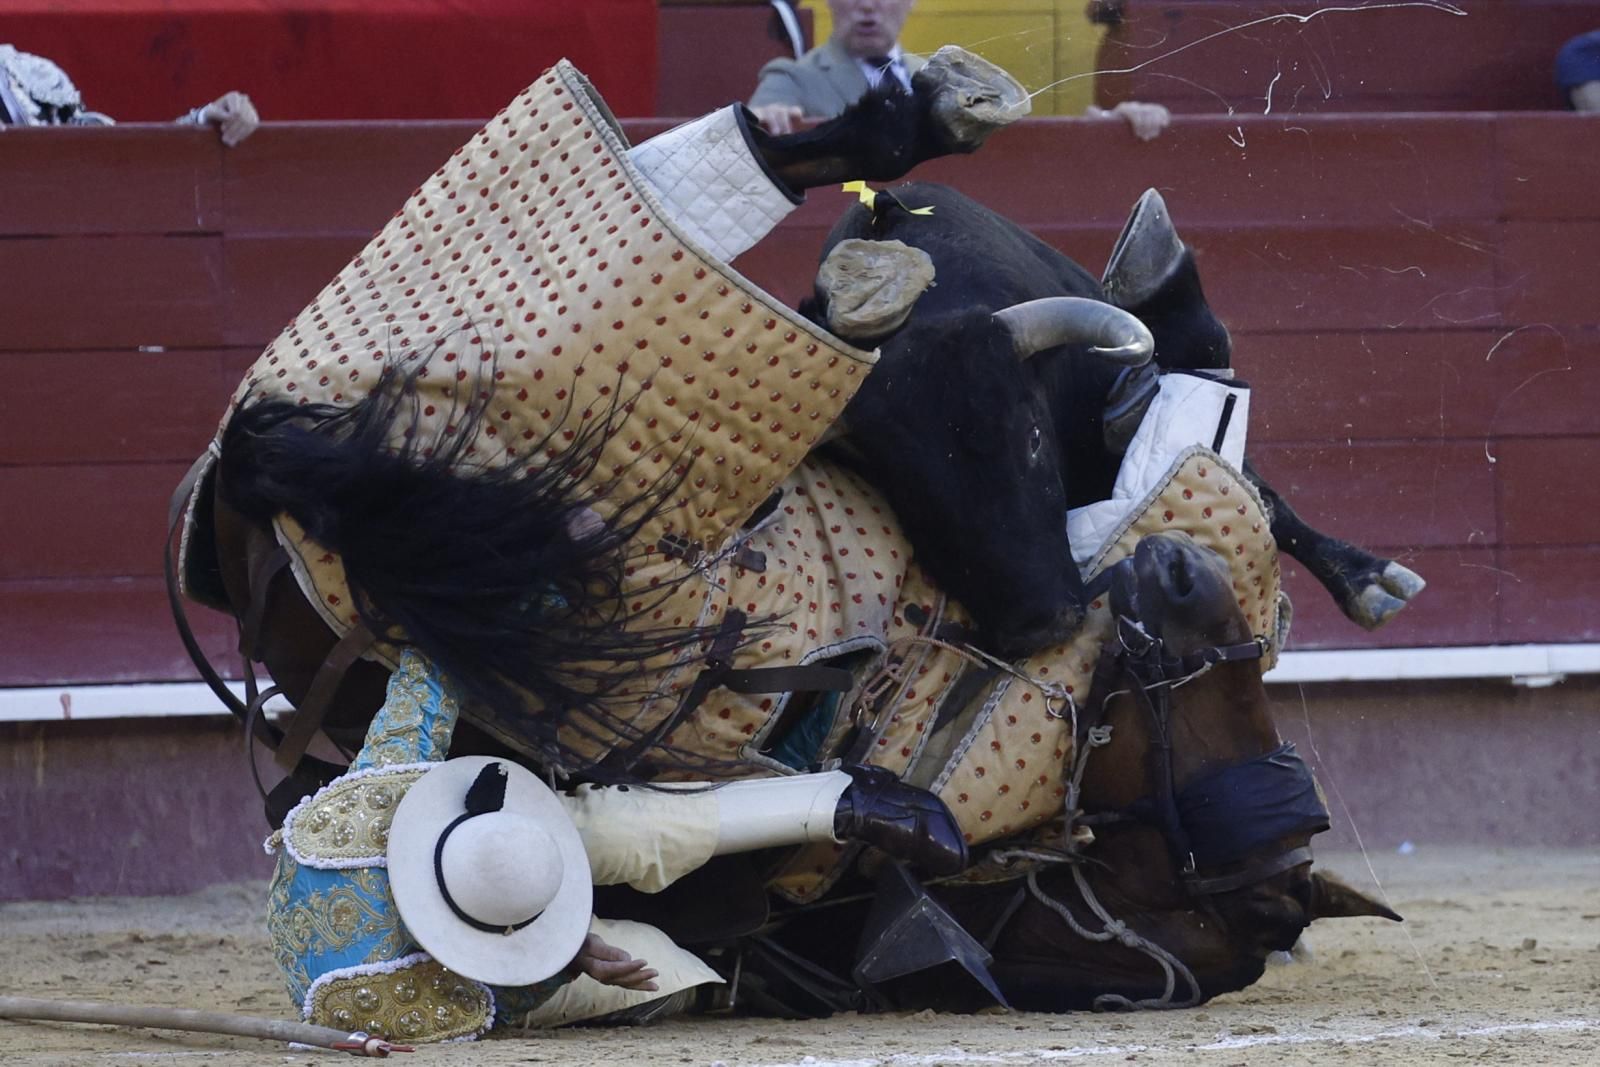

{"left": 717, "top": 665, "right": 853, "bottom": 695}
{"left": 273, "top": 622, "right": 377, "bottom": 771}
{"left": 1184, "top": 844, "right": 1315, "bottom": 896}
{"left": 163, "top": 452, "right": 248, "bottom": 720}
{"left": 239, "top": 539, "right": 290, "bottom": 661}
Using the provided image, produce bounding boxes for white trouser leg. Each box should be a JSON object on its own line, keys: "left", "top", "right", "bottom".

{"left": 559, "top": 771, "right": 849, "bottom": 893}
{"left": 561, "top": 785, "right": 720, "bottom": 893}
{"left": 707, "top": 769, "right": 850, "bottom": 853}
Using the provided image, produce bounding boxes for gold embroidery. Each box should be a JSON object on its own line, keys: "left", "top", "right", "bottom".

{"left": 307, "top": 959, "right": 491, "bottom": 1043}
{"left": 359, "top": 650, "right": 457, "bottom": 766}
{"left": 287, "top": 768, "right": 425, "bottom": 865}
{"left": 267, "top": 857, "right": 404, "bottom": 999}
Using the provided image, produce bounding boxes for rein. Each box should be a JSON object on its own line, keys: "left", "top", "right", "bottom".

{"left": 986, "top": 609, "right": 1323, "bottom": 1011}
{"left": 1081, "top": 615, "right": 1276, "bottom": 891}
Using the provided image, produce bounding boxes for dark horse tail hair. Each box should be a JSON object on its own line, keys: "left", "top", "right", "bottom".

{"left": 218, "top": 349, "right": 746, "bottom": 780}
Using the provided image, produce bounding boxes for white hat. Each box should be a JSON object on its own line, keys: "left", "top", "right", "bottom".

{"left": 388, "top": 756, "right": 593, "bottom": 987}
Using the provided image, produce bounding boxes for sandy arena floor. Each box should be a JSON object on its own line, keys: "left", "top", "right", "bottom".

{"left": 1, "top": 847, "right": 1596, "bottom": 1066}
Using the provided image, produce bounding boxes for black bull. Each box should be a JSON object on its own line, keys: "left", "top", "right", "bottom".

{"left": 804, "top": 182, "right": 1425, "bottom": 657}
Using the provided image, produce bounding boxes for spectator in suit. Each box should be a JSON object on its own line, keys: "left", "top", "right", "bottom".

{"left": 1556, "top": 30, "right": 1600, "bottom": 112}
{"left": 0, "top": 44, "right": 259, "bottom": 145}
{"left": 749, "top": 0, "right": 1168, "bottom": 140}
{"left": 749, "top": 0, "right": 920, "bottom": 134}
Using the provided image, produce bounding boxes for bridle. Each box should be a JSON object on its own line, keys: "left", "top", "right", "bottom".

{"left": 1076, "top": 613, "right": 1328, "bottom": 899}
{"left": 986, "top": 588, "right": 1329, "bottom": 1010}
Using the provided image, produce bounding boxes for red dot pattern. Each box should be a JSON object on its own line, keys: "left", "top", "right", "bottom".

{"left": 931, "top": 448, "right": 1282, "bottom": 852}
{"left": 229, "top": 61, "right": 873, "bottom": 613}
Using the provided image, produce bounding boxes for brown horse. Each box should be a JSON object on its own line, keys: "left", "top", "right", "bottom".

{"left": 727, "top": 530, "right": 1398, "bottom": 1013}
{"left": 986, "top": 531, "right": 1397, "bottom": 1008}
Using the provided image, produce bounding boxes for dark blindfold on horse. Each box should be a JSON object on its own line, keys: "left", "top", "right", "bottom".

{"left": 1174, "top": 742, "right": 1330, "bottom": 869}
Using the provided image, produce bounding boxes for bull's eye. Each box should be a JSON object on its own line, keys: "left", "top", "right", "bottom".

{"left": 1028, "top": 424, "right": 1043, "bottom": 456}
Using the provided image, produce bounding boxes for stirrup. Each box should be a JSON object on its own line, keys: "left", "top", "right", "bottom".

{"left": 852, "top": 860, "right": 1009, "bottom": 1011}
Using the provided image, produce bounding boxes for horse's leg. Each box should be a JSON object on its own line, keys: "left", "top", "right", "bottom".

{"left": 750, "top": 47, "right": 1028, "bottom": 192}
{"left": 1245, "top": 460, "right": 1426, "bottom": 630}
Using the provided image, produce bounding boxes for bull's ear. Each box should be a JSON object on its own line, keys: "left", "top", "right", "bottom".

{"left": 1309, "top": 871, "right": 1402, "bottom": 922}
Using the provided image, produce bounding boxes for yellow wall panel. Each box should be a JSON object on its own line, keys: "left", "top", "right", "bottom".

{"left": 801, "top": 1, "right": 1106, "bottom": 115}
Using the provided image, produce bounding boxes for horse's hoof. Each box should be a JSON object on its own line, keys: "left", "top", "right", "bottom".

{"left": 1348, "top": 561, "right": 1426, "bottom": 630}
{"left": 913, "top": 46, "right": 1031, "bottom": 153}
{"left": 817, "top": 238, "right": 936, "bottom": 341}
{"left": 1102, "top": 188, "right": 1186, "bottom": 310}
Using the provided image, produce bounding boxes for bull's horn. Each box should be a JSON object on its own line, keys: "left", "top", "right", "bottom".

{"left": 1308, "top": 871, "right": 1403, "bottom": 923}
{"left": 993, "top": 297, "right": 1154, "bottom": 365}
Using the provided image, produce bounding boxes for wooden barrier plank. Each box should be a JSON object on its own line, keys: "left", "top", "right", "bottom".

{"left": 1498, "top": 221, "right": 1600, "bottom": 327}
{"left": 0, "top": 578, "right": 239, "bottom": 686}
{"left": 1027, "top": 222, "right": 1505, "bottom": 334}
{"left": 1478, "top": 326, "right": 1600, "bottom": 438}
{"left": 1247, "top": 441, "right": 1498, "bottom": 550}
{"left": 2, "top": 236, "right": 226, "bottom": 350}
{"left": 0, "top": 127, "right": 221, "bottom": 236}
{"left": 1279, "top": 544, "right": 1499, "bottom": 650}
{"left": 0, "top": 350, "right": 244, "bottom": 465}
{"left": 1237, "top": 330, "right": 1505, "bottom": 445}
{"left": 1498, "top": 547, "right": 1600, "bottom": 644}
{"left": 1498, "top": 114, "right": 1600, "bottom": 222}
{"left": 0, "top": 464, "right": 188, "bottom": 581}
{"left": 1194, "top": 223, "right": 1503, "bottom": 334}
{"left": 730, "top": 228, "right": 833, "bottom": 309}
{"left": 1495, "top": 438, "right": 1600, "bottom": 548}
{"left": 1095, "top": 2, "right": 1590, "bottom": 114}
{"left": 0, "top": 719, "right": 273, "bottom": 901}
{"left": 222, "top": 234, "right": 372, "bottom": 348}
{"left": 223, "top": 124, "right": 476, "bottom": 236}
{"left": 1236, "top": 326, "right": 1598, "bottom": 445}
{"left": 223, "top": 120, "right": 689, "bottom": 237}
{"left": 924, "top": 114, "right": 1499, "bottom": 229}
{"left": 221, "top": 220, "right": 1509, "bottom": 345}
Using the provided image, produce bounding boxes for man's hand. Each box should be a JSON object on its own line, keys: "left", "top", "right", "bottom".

{"left": 1114, "top": 100, "right": 1170, "bottom": 141}
{"left": 573, "top": 932, "right": 659, "bottom": 991}
{"left": 201, "top": 91, "right": 260, "bottom": 147}
{"left": 1087, "top": 100, "right": 1171, "bottom": 142}
{"left": 750, "top": 103, "right": 806, "bottom": 136}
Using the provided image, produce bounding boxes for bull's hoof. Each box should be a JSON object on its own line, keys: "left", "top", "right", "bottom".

{"left": 816, "top": 238, "right": 936, "bottom": 341}
{"left": 1347, "top": 561, "right": 1427, "bottom": 630}
{"left": 1102, "top": 188, "right": 1186, "bottom": 310}
{"left": 913, "top": 46, "right": 1031, "bottom": 154}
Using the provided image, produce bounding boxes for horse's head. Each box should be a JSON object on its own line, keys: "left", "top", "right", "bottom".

{"left": 990, "top": 531, "right": 1399, "bottom": 1010}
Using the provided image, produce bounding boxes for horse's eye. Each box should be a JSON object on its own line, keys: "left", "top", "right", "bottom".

{"left": 1028, "top": 424, "right": 1043, "bottom": 456}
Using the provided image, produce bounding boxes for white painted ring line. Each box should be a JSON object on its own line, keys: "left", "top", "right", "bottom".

{"left": 4, "top": 643, "right": 1598, "bottom": 724}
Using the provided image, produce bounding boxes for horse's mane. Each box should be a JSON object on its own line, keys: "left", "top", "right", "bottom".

{"left": 218, "top": 341, "right": 766, "bottom": 781}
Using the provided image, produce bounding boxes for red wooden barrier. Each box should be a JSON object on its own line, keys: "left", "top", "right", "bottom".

{"left": 1094, "top": 1, "right": 1599, "bottom": 114}
{"left": 2, "top": 111, "right": 1596, "bottom": 687}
